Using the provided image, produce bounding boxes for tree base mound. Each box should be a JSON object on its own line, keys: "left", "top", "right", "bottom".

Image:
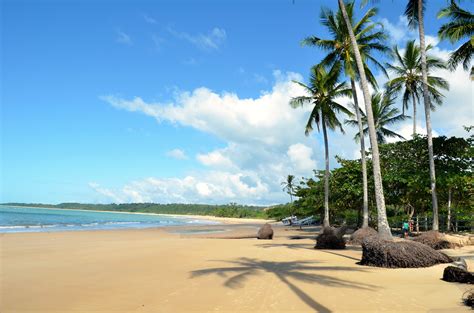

{"left": 349, "top": 227, "right": 378, "bottom": 245}
{"left": 315, "top": 226, "right": 346, "bottom": 250}
{"left": 442, "top": 266, "right": 474, "bottom": 284}
{"left": 464, "top": 290, "right": 474, "bottom": 309}
{"left": 257, "top": 223, "right": 273, "bottom": 240}
{"left": 412, "top": 231, "right": 457, "bottom": 250}
{"left": 360, "top": 236, "right": 452, "bottom": 268}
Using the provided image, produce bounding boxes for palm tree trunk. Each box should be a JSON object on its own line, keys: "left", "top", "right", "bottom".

{"left": 338, "top": 0, "right": 391, "bottom": 238}
{"left": 412, "top": 93, "right": 417, "bottom": 137}
{"left": 322, "top": 116, "right": 330, "bottom": 228}
{"left": 351, "top": 79, "right": 369, "bottom": 228}
{"left": 417, "top": 0, "right": 439, "bottom": 231}
{"left": 447, "top": 187, "right": 452, "bottom": 232}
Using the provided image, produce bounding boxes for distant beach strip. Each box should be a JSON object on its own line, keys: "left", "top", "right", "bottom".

{"left": 0, "top": 205, "right": 220, "bottom": 233}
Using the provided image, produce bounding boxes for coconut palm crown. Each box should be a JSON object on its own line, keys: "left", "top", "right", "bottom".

{"left": 346, "top": 92, "right": 408, "bottom": 144}
{"left": 290, "top": 62, "right": 352, "bottom": 227}
{"left": 437, "top": 0, "right": 474, "bottom": 71}
{"left": 385, "top": 40, "right": 449, "bottom": 136}
{"left": 302, "top": 1, "right": 389, "bottom": 88}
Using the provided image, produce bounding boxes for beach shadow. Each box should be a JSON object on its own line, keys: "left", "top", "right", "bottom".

{"left": 257, "top": 243, "right": 315, "bottom": 250}
{"left": 190, "top": 258, "right": 375, "bottom": 312}
{"left": 319, "top": 250, "right": 361, "bottom": 262}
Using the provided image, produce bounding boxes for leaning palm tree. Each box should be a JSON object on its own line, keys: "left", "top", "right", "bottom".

{"left": 386, "top": 40, "right": 449, "bottom": 137}
{"left": 405, "top": 0, "right": 440, "bottom": 230}
{"left": 281, "top": 175, "right": 296, "bottom": 204}
{"left": 437, "top": 0, "right": 474, "bottom": 72}
{"left": 302, "top": 1, "right": 389, "bottom": 229}
{"left": 290, "top": 63, "right": 352, "bottom": 227}
{"left": 346, "top": 92, "right": 408, "bottom": 144}
{"left": 337, "top": 0, "right": 392, "bottom": 238}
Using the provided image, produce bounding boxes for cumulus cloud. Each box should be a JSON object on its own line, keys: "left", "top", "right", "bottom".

{"left": 287, "top": 143, "right": 317, "bottom": 173}
{"left": 97, "top": 17, "right": 471, "bottom": 205}
{"left": 167, "top": 26, "right": 227, "bottom": 50}
{"left": 99, "top": 72, "right": 328, "bottom": 204}
{"left": 166, "top": 148, "right": 188, "bottom": 160}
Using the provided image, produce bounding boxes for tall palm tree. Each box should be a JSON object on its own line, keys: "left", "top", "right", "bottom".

{"left": 281, "top": 175, "right": 296, "bottom": 204}
{"left": 290, "top": 63, "right": 352, "bottom": 227}
{"left": 405, "top": 0, "right": 440, "bottom": 230}
{"left": 346, "top": 92, "right": 408, "bottom": 144}
{"left": 386, "top": 40, "right": 449, "bottom": 137}
{"left": 437, "top": 0, "right": 474, "bottom": 72}
{"left": 337, "top": 0, "right": 392, "bottom": 238}
{"left": 302, "top": 1, "right": 389, "bottom": 229}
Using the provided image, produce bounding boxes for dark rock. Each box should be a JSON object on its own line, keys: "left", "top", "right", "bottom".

{"left": 315, "top": 226, "right": 346, "bottom": 250}
{"left": 360, "top": 236, "right": 452, "bottom": 268}
{"left": 257, "top": 223, "right": 273, "bottom": 240}
{"left": 442, "top": 266, "right": 474, "bottom": 284}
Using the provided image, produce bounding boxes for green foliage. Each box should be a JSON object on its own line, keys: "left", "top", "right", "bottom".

{"left": 265, "top": 204, "right": 293, "bottom": 221}
{"left": 437, "top": 0, "right": 474, "bottom": 71}
{"left": 275, "top": 135, "right": 473, "bottom": 230}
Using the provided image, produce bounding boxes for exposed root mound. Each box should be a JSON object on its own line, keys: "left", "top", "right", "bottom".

{"left": 315, "top": 226, "right": 346, "bottom": 250}
{"left": 463, "top": 290, "right": 474, "bottom": 309}
{"left": 360, "top": 236, "right": 452, "bottom": 268}
{"left": 442, "top": 266, "right": 474, "bottom": 284}
{"left": 257, "top": 223, "right": 273, "bottom": 240}
{"left": 412, "top": 231, "right": 457, "bottom": 250}
{"left": 349, "top": 227, "right": 378, "bottom": 245}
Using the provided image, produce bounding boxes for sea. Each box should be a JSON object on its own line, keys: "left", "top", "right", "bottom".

{"left": 0, "top": 205, "right": 219, "bottom": 233}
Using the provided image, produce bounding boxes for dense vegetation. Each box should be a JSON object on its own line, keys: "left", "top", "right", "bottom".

{"left": 287, "top": 0, "right": 473, "bottom": 237}
{"left": 267, "top": 134, "right": 473, "bottom": 232}
{"left": 3, "top": 202, "right": 268, "bottom": 219}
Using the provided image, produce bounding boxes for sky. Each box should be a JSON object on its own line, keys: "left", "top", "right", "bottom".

{"left": 1, "top": 0, "right": 472, "bottom": 205}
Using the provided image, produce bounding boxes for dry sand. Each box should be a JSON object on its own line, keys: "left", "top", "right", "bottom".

{"left": 1, "top": 223, "right": 472, "bottom": 313}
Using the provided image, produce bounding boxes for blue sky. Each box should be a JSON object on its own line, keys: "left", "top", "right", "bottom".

{"left": 1, "top": 0, "right": 472, "bottom": 204}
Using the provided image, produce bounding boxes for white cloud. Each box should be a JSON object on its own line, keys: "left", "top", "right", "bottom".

{"left": 88, "top": 182, "right": 125, "bottom": 203}
{"left": 167, "top": 27, "right": 226, "bottom": 50}
{"left": 197, "top": 149, "right": 235, "bottom": 169}
{"left": 116, "top": 30, "right": 132, "bottom": 45}
{"left": 166, "top": 149, "right": 188, "bottom": 160}
{"left": 99, "top": 72, "right": 326, "bottom": 204}
{"left": 380, "top": 16, "right": 438, "bottom": 48}
{"left": 287, "top": 143, "right": 317, "bottom": 173}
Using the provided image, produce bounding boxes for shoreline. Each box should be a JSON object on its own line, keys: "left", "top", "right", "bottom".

{"left": 0, "top": 204, "right": 276, "bottom": 230}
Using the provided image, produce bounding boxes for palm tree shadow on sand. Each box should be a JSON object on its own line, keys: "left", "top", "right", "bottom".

{"left": 190, "top": 258, "right": 376, "bottom": 313}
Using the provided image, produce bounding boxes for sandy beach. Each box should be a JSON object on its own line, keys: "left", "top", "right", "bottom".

{"left": 1, "top": 222, "right": 472, "bottom": 313}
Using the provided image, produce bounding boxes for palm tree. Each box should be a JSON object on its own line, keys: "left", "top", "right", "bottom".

{"left": 302, "top": 1, "right": 389, "bottom": 229}
{"left": 346, "top": 92, "right": 408, "bottom": 144}
{"left": 281, "top": 174, "right": 296, "bottom": 206}
{"left": 290, "top": 63, "right": 352, "bottom": 227}
{"left": 386, "top": 40, "right": 449, "bottom": 137}
{"left": 405, "top": 0, "right": 440, "bottom": 230}
{"left": 337, "top": 0, "right": 392, "bottom": 238}
{"left": 437, "top": 0, "right": 473, "bottom": 72}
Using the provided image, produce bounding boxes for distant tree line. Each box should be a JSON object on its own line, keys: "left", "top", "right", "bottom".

{"left": 4, "top": 202, "right": 268, "bottom": 219}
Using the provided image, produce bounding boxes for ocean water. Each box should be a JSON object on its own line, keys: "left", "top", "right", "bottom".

{"left": 0, "top": 206, "right": 219, "bottom": 233}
